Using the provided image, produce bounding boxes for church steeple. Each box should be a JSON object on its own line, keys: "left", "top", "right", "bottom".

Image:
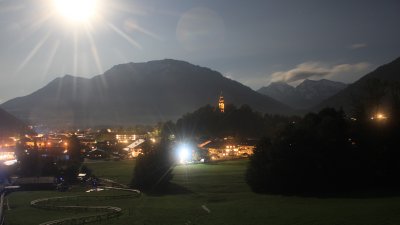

{"left": 218, "top": 92, "right": 225, "bottom": 113}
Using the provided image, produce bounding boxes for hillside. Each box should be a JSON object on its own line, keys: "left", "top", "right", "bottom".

{"left": 315, "top": 57, "right": 400, "bottom": 113}
{"left": 0, "top": 107, "right": 25, "bottom": 137}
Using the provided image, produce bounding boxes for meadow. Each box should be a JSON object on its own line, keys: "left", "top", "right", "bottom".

{"left": 5, "top": 159, "right": 400, "bottom": 225}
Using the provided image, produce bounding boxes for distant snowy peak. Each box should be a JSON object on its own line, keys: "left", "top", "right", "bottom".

{"left": 257, "top": 79, "right": 347, "bottom": 109}
{"left": 258, "top": 82, "right": 296, "bottom": 98}
{"left": 296, "top": 79, "right": 347, "bottom": 100}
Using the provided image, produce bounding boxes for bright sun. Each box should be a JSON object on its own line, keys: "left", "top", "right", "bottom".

{"left": 53, "top": 0, "right": 98, "bottom": 23}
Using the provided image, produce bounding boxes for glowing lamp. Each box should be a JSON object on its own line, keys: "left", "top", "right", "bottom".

{"left": 177, "top": 143, "right": 191, "bottom": 164}
{"left": 371, "top": 113, "right": 388, "bottom": 121}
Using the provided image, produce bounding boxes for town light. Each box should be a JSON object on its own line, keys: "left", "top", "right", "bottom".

{"left": 376, "top": 113, "right": 386, "bottom": 120}
{"left": 370, "top": 113, "right": 388, "bottom": 121}
{"left": 4, "top": 159, "right": 17, "bottom": 166}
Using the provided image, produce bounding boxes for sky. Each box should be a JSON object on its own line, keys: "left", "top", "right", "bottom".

{"left": 0, "top": 0, "right": 400, "bottom": 103}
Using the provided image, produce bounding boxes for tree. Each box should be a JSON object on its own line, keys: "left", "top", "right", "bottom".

{"left": 130, "top": 139, "right": 174, "bottom": 193}
{"left": 56, "top": 135, "right": 84, "bottom": 184}
{"left": 68, "top": 135, "right": 83, "bottom": 163}
{"left": 160, "top": 121, "right": 176, "bottom": 139}
{"left": 246, "top": 108, "right": 359, "bottom": 194}
{"left": 175, "top": 104, "right": 267, "bottom": 139}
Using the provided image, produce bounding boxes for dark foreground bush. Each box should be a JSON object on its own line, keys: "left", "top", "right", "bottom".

{"left": 131, "top": 139, "right": 174, "bottom": 193}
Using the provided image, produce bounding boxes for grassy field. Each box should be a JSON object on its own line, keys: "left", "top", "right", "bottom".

{"left": 84, "top": 159, "right": 136, "bottom": 185}
{"left": 5, "top": 159, "right": 400, "bottom": 225}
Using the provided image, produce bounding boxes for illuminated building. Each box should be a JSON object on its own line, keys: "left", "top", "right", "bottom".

{"left": 0, "top": 151, "right": 16, "bottom": 161}
{"left": 0, "top": 145, "right": 16, "bottom": 162}
{"left": 116, "top": 134, "right": 137, "bottom": 143}
{"left": 125, "top": 139, "right": 145, "bottom": 158}
{"left": 218, "top": 92, "right": 225, "bottom": 113}
{"left": 116, "top": 134, "right": 147, "bottom": 144}
{"left": 200, "top": 138, "right": 256, "bottom": 160}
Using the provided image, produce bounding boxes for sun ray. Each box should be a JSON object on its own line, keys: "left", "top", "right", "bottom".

{"left": 73, "top": 30, "right": 79, "bottom": 75}
{"left": 123, "top": 19, "right": 162, "bottom": 41}
{"left": 72, "top": 74, "right": 78, "bottom": 100}
{"left": 43, "top": 39, "right": 61, "bottom": 78}
{"left": 85, "top": 28, "right": 104, "bottom": 74}
{"left": 135, "top": 25, "right": 162, "bottom": 41}
{"left": 12, "top": 12, "right": 54, "bottom": 48}
{"left": 11, "top": 0, "right": 150, "bottom": 85}
{"left": 17, "top": 32, "right": 51, "bottom": 73}
{"left": 29, "top": 12, "right": 54, "bottom": 32}
{"left": 107, "top": 22, "right": 142, "bottom": 49}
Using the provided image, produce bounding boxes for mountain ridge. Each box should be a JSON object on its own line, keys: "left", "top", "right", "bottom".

{"left": 2, "top": 59, "right": 294, "bottom": 127}
{"left": 0, "top": 107, "right": 26, "bottom": 137}
{"left": 315, "top": 56, "right": 400, "bottom": 112}
{"left": 257, "top": 79, "right": 347, "bottom": 109}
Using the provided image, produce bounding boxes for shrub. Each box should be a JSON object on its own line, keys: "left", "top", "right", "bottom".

{"left": 130, "top": 139, "right": 174, "bottom": 193}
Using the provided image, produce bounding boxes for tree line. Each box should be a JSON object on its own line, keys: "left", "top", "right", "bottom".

{"left": 247, "top": 80, "right": 400, "bottom": 194}
{"left": 161, "top": 104, "right": 300, "bottom": 140}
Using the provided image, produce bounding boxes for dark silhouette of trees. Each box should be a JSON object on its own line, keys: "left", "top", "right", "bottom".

{"left": 130, "top": 139, "right": 174, "bottom": 193}
{"left": 246, "top": 105, "right": 400, "bottom": 194}
{"left": 55, "top": 135, "right": 85, "bottom": 183}
{"left": 68, "top": 135, "right": 83, "bottom": 163}
{"left": 246, "top": 108, "right": 358, "bottom": 194}
{"left": 160, "top": 121, "right": 177, "bottom": 139}
{"left": 348, "top": 79, "right": 400, "bottom": 187}
{"left": 176, "top": 105, "right": 221, "bottom": 138}
{"left": 175, "top": 104, "right": 286, "bottom": 139}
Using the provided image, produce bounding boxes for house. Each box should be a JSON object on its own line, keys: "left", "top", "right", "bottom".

{"left": 199, "top": 138, "right": 257, "bottom": 160}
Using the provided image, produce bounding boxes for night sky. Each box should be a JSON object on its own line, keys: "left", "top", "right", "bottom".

{"left": 0, "top": 0, "right": 399, "bottom": 103}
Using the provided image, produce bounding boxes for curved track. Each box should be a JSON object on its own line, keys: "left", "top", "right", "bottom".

{"left": 30, "top": 187, "right": 140, "bottom": 225}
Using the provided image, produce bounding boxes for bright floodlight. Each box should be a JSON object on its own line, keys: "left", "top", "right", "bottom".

{"left": 53, "top": 0, "right": 98, "bottom": 23}
{"left": 177, "top": 143, "right": 191, "bottom": 164}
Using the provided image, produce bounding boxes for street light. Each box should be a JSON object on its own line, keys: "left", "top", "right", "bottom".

{"left": 370, "top": 112, "right": 388, "bottom": 121}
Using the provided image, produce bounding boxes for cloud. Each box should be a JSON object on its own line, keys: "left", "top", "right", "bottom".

{"left": 349, "top": 43, "right": 367, "bottom": 49}
{"left": 270, "top": 61, "right": 371, "bottom": 84}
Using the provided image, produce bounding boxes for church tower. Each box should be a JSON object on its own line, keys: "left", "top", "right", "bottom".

{"left": 218, "top": 92, "right": 225, "bottom": 113}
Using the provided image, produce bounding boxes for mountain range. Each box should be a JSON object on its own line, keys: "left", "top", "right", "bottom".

{"left": 1, "top": 59, "right": 292, "bottom": 127}
{"left": 2, "top": 57, "right": 399, "bottom": 127}
{"left": 257, "top": 79, "right": 347, "bottom": 109}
